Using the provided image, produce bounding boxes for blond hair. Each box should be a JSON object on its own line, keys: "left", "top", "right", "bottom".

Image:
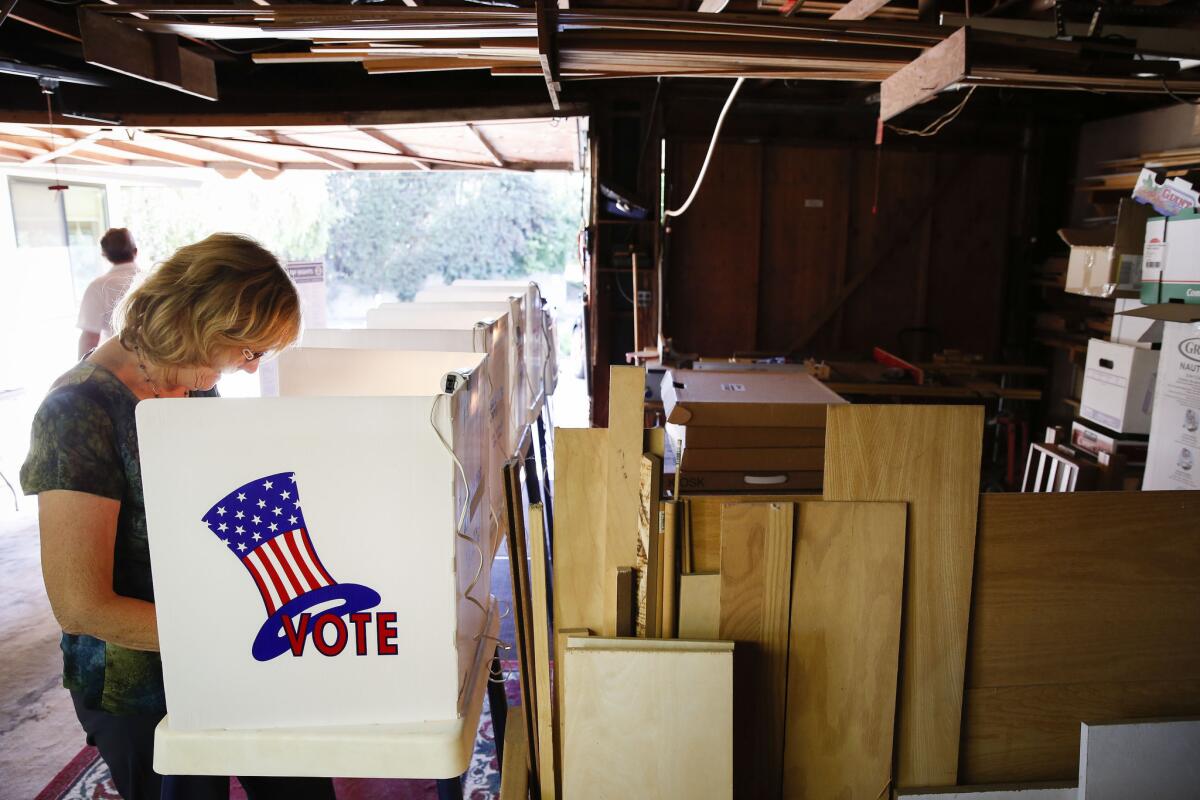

{"left": 118, "top": 233, "right": 300, "bottom": 367}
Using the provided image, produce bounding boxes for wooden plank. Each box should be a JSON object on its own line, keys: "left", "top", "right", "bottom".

{"left": 783, "top": 501, "right": 906, "bottom": 800}
{"left": 661, "top": 500, "right": 678, "bottom": 638}
{"left": 719, "top": 502, "right": 795, "bottom": 800}
{"left": 969, "top": 491, "right": 1200, "bottom": 689}
{"left": 603, "top": 366, "right": 645, "bottom": 636}
{"left": 961, "top": 681, "right": 1200, "bottom": 785}
{"left": 615, "top": 566, "right": 635, "bottom": 638}
{"left": 1079, "top": 719, "right": 1200, "bottom": 800}
{"left": 898, "top": 786, "right": 1075, "bottom": 799}
{"left": 636, "top": 453, "right": 663, "bottom": 637}
{"left": 534, "top": 0, "right": 562, "bottom": 110}
{"left": 551, "top": 427, "right": 607, "bottom": 635}
{"left": 499, "top": 713, "right": 530, "bottom": 800}
{"left": 562, "top": 638, "right": 734, "bottom": 799}
{"left": 95, "top": 137, "right": 207, "bottom": 167}
{"left": 503, "top": 460, "right": 540, "bottom": 788}
{"left": 830, "top": 0, "right": 895, "bottom": 21}
{"left": 678, "top": 573, "right": 721, "bottom": 640}
{"left": 358, "top": 127, "right": 432, "bottom": 170}
{"left": 78, "top": 9, "right": 218, "bottom": 100}
{"left": 880, "top": 28, "right": 968, "bottom": 122}
{"left": 554, "top": 626, "right": 588, "bottom": 773}
{"left": 685, "top": 494, "right": 821, "bottom": 573}
{"left": 526, "top": 502, "right": 557, "bottom": 800}
{"left": 823, "top": 404, "right": 984, "bottom": 788}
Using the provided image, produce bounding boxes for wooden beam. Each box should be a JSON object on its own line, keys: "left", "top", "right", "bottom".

{"left": 359, "top": 128, "right": 432, "bottom": 171}
{"left": 250, "top": 130, "right": 355, "bottom": 170}
{"left": 535, "top": 0, "right": 562, "bottom": 111}
{"left": 466, "top": 123, "right": 507, "bottom": 168}
{"left": 880, "top": 27, "right": 967, "bottom": 122}
{"left": 152, "top": 133, "right": 280, "bottom": 171}
{"left": 96, "top": 137, "right": 207, "bottom": 167}
{"left": 24, "top": 129, "right": 109, "bottom": 166}
{"left": 8, "top": 0, "right": 82, "bottom": 42}
{"left": 0, "top": 134, "right": 52, "bottom": 153}
{"left": 829, "top": 0, "right": 895, "bottom": 20}
{"left": 78, "top": 9, "right": 217, "bottom": 100}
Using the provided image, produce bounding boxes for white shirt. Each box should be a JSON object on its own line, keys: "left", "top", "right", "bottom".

{"left": 77, "top": 261, "right": 140, "bottom": 338}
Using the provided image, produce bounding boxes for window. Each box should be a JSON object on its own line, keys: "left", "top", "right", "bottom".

{"left": 9, "top": 178, "right": 109, "bottom": 305}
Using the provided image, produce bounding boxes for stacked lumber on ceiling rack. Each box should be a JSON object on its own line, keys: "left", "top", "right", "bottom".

{"left": 91, "top": 7, "right": 1200, "bottom": 109}
{"left": 1079, "top": 146, "right": 1200, "bottom": 223}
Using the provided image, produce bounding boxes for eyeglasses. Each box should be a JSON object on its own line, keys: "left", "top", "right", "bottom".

{"left": 241, "top": 348, "right": 266, "bottom": 362}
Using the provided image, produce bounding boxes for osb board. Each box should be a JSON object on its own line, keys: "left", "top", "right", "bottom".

{"left": 969, "top": 491, "right": 1200, "bottom": 688}
{"left": 678, "top": 573, "right": 721, "bottom": 640}
{"left": 684, "top": 493, "right": 822, "bottom": 574}
{"left": 783, "top": 501, "right": 906, "bottom": 800}
{"left": 562, "top": 640, "right": 734, "bottom": 799}
{"left": 719, "top": 502, "right": 795, "bottom": 800}
{"left": 823, "top": 404, "right": 984, "bottom": 788}
{"left": 960, "top": 681, "right": 1200, "bottom": 785}
{"left": 603, "top": 366, "right": 645, "bottom": 637}
{"left": 960, "top": 491, "right": 1200, "bottom": 784}
{"left": 552, "top": 427, "right": 608, "bottom": 635}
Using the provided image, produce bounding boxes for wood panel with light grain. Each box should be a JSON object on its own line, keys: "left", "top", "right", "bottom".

{"left": 719, "top": 502, "right": 795, "bottom": 800}
{"left": 823, "top": 404, "right": 984, "bottom": 788}
{"left": 603, "top": 366, "right": 645, "bottom": 636}
{"left": 552, "top": 426, "right": 607, "bottom": 636}
{"left": 679, "top": 573, "right": 721, "bottom": 640}
{"left": 526, "top": 502, "right": 557, "bottom": 799}
{"left": 683, "top": 493, "right": 822, "bottom": 573}
{"left": 562, "top": 638, "right": 734, "bottom": 799}
{"left": 782, "top": 501, "right": 906, "bottom": 800}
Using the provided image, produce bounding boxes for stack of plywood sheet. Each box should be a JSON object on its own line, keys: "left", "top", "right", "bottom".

{"left": 662, "top": 368, "right": 846, "bottom": 493}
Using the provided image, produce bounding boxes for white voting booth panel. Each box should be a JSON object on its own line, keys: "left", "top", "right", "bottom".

{"left": 276, "top": 348, "right": 496, "bottom": 656}
{"left": 364, "top": 306, "right": 506, "bottom": 331}
{"left": 414, "top": 284, "right": 549, "bottom": 421}
{"left": 137, "top": 394, "right": 487, "bottom": 735}
{"left": 152, "top": 600, "right": 500, "bottom": 779}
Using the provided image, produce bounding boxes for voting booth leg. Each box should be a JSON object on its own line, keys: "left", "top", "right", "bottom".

{"left": 488, "top": 646, "right": 508, "bottom": 772}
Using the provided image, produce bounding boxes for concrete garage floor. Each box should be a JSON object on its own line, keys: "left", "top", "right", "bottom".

{"left": 0, "top": 500, "right": 87, "bottom": 799}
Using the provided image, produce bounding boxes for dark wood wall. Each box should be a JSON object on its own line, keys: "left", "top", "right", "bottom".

{"left": 664, "top": 138, "right": 1018, "bottom": 362}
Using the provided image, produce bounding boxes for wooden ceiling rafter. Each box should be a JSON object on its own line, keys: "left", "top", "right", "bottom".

{"left": 23, "top": 129, "right": 108, "bottom": 165}
{"left": 149, "top": 133, "right": 282, "bottom": 172}
{"left": 250, "top": 129, "right": 358, "bottom": 170}
{"left": 359, "top": 127, "right": 433, "bottom": 171}
{"left": 466, "top": 122, "right": 508, "bottom": 167}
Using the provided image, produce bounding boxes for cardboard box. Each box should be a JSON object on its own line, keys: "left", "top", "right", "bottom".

{"left": 666, "top": 422, "right": 826, "bottom": 449}
{"left": 1079, "top": 338, "right": 1160, "bottom": 435}
{"left": 1132, "top": 306, "right": 1200, "bottom": 490}
{"left": 677, "top": 470, "right": 822, "bottom": 493}
{"left": 679, "top": 446, "right": 825, "bottom": 472}
{"left": 1141, "top": 215, "right": 1167, "bottom": 304}
{"left": 1160, "top": 210, "right": 1200, "bottom": 304}
{"left": 1070, "top": 419, "right": 1149, "bottom": 462}
{"left": 1059, "top": 199, "right": 1151, "bottom": 298}
{"left": 661, "top": 370, "right": 847, "bottom": 428}
{"left": 1112, "top": 298, "right": 1161, "bottom": 348}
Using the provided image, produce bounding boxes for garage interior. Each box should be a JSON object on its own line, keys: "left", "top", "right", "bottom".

{"left": 2, "top": 0, "right": 1200, "bottom": 797}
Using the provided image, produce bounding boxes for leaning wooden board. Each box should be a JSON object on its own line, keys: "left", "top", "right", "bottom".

{"left": 603, "top": 366, "right": 646, "bottom": 636}
{"left": 783, "top": 501, "right": 906, "bottom": 800}
{"left": 561, "top": 638, "right": 734, "bottom": 799}
{"left": 960, "top": 490, "right": 1200, "bottom": 784}
{"left": 823, "top": 404, "right": 984, "bottom": 788}
{"left": 683, "top": 493, "right": 821, "bottom": 573}
{"left": 719, "top": 502, "right": 795, "bottom": 800}
{"left": 552, "top": 427, "right": 608, "bottom": 637}
{"left": 526, "top": 503, "right": 557, "bottom": 799}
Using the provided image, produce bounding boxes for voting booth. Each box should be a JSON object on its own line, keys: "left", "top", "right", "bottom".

{"left": 136, "top": 351, "right": 499, "bottom": 776}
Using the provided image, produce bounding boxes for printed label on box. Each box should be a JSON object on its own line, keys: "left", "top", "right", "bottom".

{"left": 719, "top": 383, "right": 746, "bottom": 392}
{"left": 1144, "top": 242, "right": 1166, "bottom": 282}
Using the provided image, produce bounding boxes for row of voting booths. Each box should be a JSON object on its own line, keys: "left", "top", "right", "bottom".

{"left": 137, "top": 280, "right": 556, "bottom": 779}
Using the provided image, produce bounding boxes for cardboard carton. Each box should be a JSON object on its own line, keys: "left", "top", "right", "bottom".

{"left": 1079, "top": 338, "right": 1159, "bottom": 435}
{"left": 1059, "top": 199, "right": 1151, "bottom": 298}
{"left": 666, "top": 423, "right": 826, "bottom": 450}
{"left": 1112, "top": 297, "right": 1161, "bottom": 348}
{"left": 1160, "top": 210, "right": 1200, "bottom": 304}
{"left": 661, "top": 369, "right": 846, "bottom": 428}
{"left": 679, "top": 446, "right": 825, "bottom": 472}
{"left": 677, "top": 470, "right": 822, "bottom": 493}
{"left": 1070, "top": 418, "right": 1148, "bottom": 462}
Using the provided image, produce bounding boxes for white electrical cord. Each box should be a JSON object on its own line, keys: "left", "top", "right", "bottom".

{"left": 665, "top": 77, "right": 745, "bottom": 219}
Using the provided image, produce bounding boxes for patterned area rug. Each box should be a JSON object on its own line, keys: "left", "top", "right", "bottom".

{"left": 36, "top": 663, "right": 522, "bottom": 800}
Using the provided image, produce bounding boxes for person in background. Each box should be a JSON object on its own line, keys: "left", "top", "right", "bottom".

{"left": 22, "top": 233, "right": 333, "bottom": 800}
{"left": 77, "top": 228, "right": 141, "bottom": 359}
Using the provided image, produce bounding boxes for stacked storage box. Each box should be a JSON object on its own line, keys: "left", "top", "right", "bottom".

{"left": 661, "top": 369, "right": 847, "bottom": 493}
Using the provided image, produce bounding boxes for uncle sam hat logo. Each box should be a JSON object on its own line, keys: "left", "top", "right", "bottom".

{"left": 202, "top": 471, "right": 382, "bottom": 661}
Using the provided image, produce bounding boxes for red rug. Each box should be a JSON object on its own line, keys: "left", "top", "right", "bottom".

{"left": 36, "top": 663, "right": 522, "bottom": 800}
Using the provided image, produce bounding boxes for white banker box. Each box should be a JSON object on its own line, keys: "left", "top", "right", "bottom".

{"left": 137, "top": 353, "right": 492, "bottom": 733}
{"left": 1143, "top": 319, "right": 1200, "bottom": 490}
{"left": 1079, "top": 338, "right": 1159, "bottom": 435}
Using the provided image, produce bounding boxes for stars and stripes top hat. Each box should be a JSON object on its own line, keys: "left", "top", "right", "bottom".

{"left": 202, "top": 471, "right": 381, "bottom": 661}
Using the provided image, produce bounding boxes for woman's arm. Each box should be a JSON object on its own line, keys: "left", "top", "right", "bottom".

{"left": 39, "top": 489, "right": 159, "bottom": 652}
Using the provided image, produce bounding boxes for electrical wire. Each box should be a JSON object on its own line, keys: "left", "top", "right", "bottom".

{"left": 886, "top": 85, "right": 977, "bottom": 137}
{"left": 664, "top": 76, "right": 744, "bottom": 218}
